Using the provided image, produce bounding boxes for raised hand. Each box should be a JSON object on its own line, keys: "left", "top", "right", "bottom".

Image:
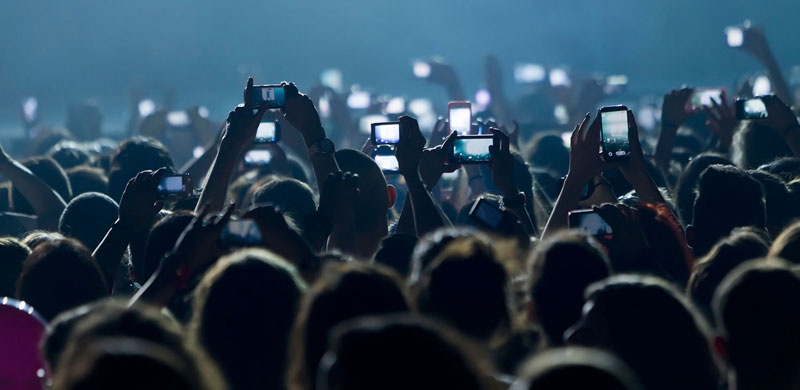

{"left": 760, "top": 95, "right": 800, "bottom": 157}
{"left": 117, "top": 168, "right": 168, "bottom": 232}
{"left": 568, "top": 113, "right": 615, "bottom": 183}
{"left": 419, "top": 131, "right": 459, "bottom": 190}
{"left": 220, "top": 78, "right": 270, "bottom": 154}
{"left": 281, "top": 82, "right": 325, "bottom": 145}
{"left": 395, "top": 116, "right": 427, "bottom": 179}
{"left": 242, "top": 204, "right": 317, "bottom": 272}
{"left": 488, "top": 128, "right": 518, "bottom": 197}
{"left": 704, "top": 94, "right": 736, "bottom": 150}
{"left": 619, "top": 110, "right": 648, "bottom": 180}
{"left": 661, "top": 88, "right": 698, "bottom": 127}
{"left": 166, "top": 203, "right": 235, "bottom": 276}
{"left": 426, "top": 117, "right": 448, "bottom": 147}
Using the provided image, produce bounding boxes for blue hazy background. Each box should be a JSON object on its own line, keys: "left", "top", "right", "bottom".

{"left": 1, "top": 0, "right": 798, "bottom": 135}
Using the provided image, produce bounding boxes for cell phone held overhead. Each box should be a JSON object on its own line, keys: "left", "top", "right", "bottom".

{"left": 568, "top": 209, "right": 613, "bottom": 239}
{"left": 156, "top": 174, "right": 193, "bottom": 201}
{"left": 219, "top": 218, "right": 263, "bottom": 249}
{"left": 598, "top": 105, "right": 631, "bottom": 162}
{"left": 735, "top": 97, "right": 769, "bottom": 120}
{"left": 254, "top": 120, "right": 281, "bottom": 144}
{"left": 371, "top": 122, "right": 400, "bottom": 145}
{"left": 251, "top": 85, "right": 286, "bottom": 109}
{"left": 451, "top": 134, "right": 493, "bottom": 164}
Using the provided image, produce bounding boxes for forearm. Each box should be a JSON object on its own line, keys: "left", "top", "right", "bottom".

{"left": 541, "top": 175, "right": 587, "bottom": 238}
{"left": 654, "top": 124, "right": 679, "bottom": 175}
{"left": 505, "top": 202, "right": 536, "bottom": 237}
{"left": 194, "top": 145, "right": 238, "bottom": 213}
{"left": 406, "top": 174, "right": 451, "bottom": 236}
{"left": 0, "top": 159, "right": 66, "bottom": 229}
{"left": 92, "top": 222, "right": 131, "bottom": 292}
{"left": 302, "top": 129, "right": 340, "bottom": 193}
{"left": 129, "top": 264, "right": 179, "bottom": 308}
{"left": 759, "top": 50, "right": 792, "bottom": 104}
{"left": 624, "top": 169, "right": 666, "bottom": 206}
{"left": 395, "top": 196, "right": 416, "bottom": 236}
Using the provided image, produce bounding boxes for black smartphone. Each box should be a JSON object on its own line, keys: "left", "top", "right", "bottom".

{"left": 373, "top": 145, "right": 399, "bottom": 174}
{"left": 735, "top": 97, "right": 769, "bottom": 120}
{"left": 251, "top": 85, "right": 286, "bottom": 109}
{"left": 469, "top": 197, "right": 516, "bottom": 232}
{"left": 451, "top": 134, "right": 493, "bottom": 164}
{"left": 568, "top": 209, "right": 613, "bottom": 238}
{"left": 371, "top": 122, "right": 400, "bottom": 145}
{"left": 156, "top": 174, "right": 193, "bottom": 201}
{"left": 219, "top": 218, "right": 263, "bottom": 248}
{"left": 254, "top": 120, "right": 281, "bottom": 144}
{"left": 243, "top": 149, "right": 272, "bottom": 167}
{"left": 599, "top": 105, "right": 631, "bottom": 162}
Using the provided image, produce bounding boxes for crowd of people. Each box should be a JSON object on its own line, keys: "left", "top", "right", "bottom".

{"left": 2, "top": 22, "right": 800, "bottom": 390}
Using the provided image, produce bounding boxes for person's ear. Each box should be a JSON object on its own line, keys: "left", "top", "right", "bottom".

{"left": 713, "top": 335, "right": 728, "bottom": 364}
{"left": 386, "top": 184, "right": 397, "bottom": 208}
{"left": 686, "top": 224, "right": 696, "bottom": 251}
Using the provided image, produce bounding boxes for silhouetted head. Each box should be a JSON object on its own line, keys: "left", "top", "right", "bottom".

{"left": 566, "top": 275, "right": 719, "bottom": 390}
{"left": 732, "top": 122, "right": 793, "bottom": 169}
{"left": 65, "top": 103, "right": 103, "bottom": 141}
{"left": 689, "top": 165, "right": 765, "bottom": 257}
{"left": 758, "top": 156, "right": 800, "bottom": 182}
{"left": 288, "top": 262, "right": 408, "bottom": 390}
{"left": 673, "top": 153, "right": 732, "bottom": 224}
{"left": 15, "top": 238, "right": 106, "bottom": 321}
{"left": 528, "top": 132, "right": 569, "bottom": 177}
{"left": 769, "top": 220, "right": 800, "bottom": 265}
{"left": 528, "top": 231, "right": 610, "bottom": 346}
{"left": 66, "top": 166, "right": 108, "bottom": 197}
{"left": 249, "top": 176, "right": 316, "bottom": 222}
{"left": 11, "top": 156, "right": 72, "bottom": 213}
{"left": 108, "top": 136, "right": 173, "bottom": 201}
{"left": 319, "top": 315, "right": 490, "bottom": 390}
{"left": 409, "top": 227, "right": 484, "bottom": 283}
{"left": 511, "top": 347, "right": 644, "bottom": 390}
{"left": 373, "top": 233, "right": 418, "bottom": 277}
{"left": 688, "top": 228, "right": 769, "bottom": 323}
{"left": 48, "top": 141, "right": 92, "bottom": 170}
{"left": 0, "top": 237, "right": 30, "bottom": 298}
{"left": 143, "top": 212, "right": 194, "bottom": 282}
{"left": 59, "top": 192, "right": 119, "bottom": 250}
{"left": 748, "top": 169, "right": 793, "bottom": 237}
{"left": 192, "top": 249, "right": 306, "bottom": 390}
{"left": 713, "top": 260, "right": 800, "bottom": 389}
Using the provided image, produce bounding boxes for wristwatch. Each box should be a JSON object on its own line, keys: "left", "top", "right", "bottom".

{"left": 308, "top": 137, "right": 335, "bottom": 157}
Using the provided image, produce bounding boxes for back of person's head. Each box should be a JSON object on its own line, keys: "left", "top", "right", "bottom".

{"left": 53, "top": 337, "right": 218, "bottom": 390}
{"left": 15, "top": 238, "right": 106, "bottom": 321}
{"left": 320, "top": 315, "right": 490, "bottom": 390}
{"left": 768, "top": 220, "right": 800, "bottom": 265}
{"left": 748, "top": 169, "right": 794, "bottom": 236}
{"left": 528, "top": 132, "right": 569, "bottom": 177}
{"left": 333, "top": 149, "right": 391, "bottom": 233}
{"left": 733, "top": 122, "right": 793, "bottom": 169}
{"left": 11, "top": 156, "right": 72, "bottom": 213}
{"left": 758, "top": 156, "right": 800, "bottom": 182}
{"left": 416, "top": 236, "right": 511, "bottom": 342}
{"left": 713, "top": 259, "right": 800, "bottom": 389}
{"left": 66, "top": 166, "right": 108, "bottom": 197}
{"left": 373, "top": 233, "right": 418, "bottom": 277}
{"left": 688, "top": 228, "right": 769, "bottom": 323}
{"left": 21, "top": 230, "right": 66, "bottom": 251}
{"left": 511, "top": 347, "right": 644, "bottom": 390}
{"left": 59, "top": 192, "right": 119, "bottom": 250}
{"left": 690, "top": 164, "right": 765, "bottom": 257}
{"left": 142, "top": 212, "right": 194, "bottom": 282}
{"left": 48, "top": 141, "right": 91, "bottom": 170}
{"left": 192, "top": 249, "right": 306, "bottom": 390}
{"left": 108, "top": 136, "right": 173, "bottom": 201}
{"left": 249, "top": 176, "right": 316, "bottom": 221}
{"left": 566, "top": 275, "right": 719, "bottom": 390}
{"left": 0, "top": 237, "right": 30, "bottom": 298}
{"left": 410, "top": 226, "right": 484, "bottom": 283}
{"left": 674, "top": 153, "right": 732, "bottom": 224}
{"left": 65, "top": 103, "right": 103, "bottom": 141}
{"left": 528, "top": 231, "right": 610, "bottom": 346}
{"left": 288, "top": 261, "right": 408, "bottom": 390}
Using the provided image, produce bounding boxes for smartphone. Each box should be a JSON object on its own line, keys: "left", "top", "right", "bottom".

{"left": 725, "top": 26, "right": 744, "bottom": 47}
{"left": 448, "top": 101, "right": 472, "bottom": 135}
{"left": 219, "top": 218, "right": 263, "bottom": 248}
{"left": 374, "top": 145, "right": 399, "bottom": 174}
{"left": 735, "top": 97, "right": 769, "bottom": 120}
{"left": 251, "top": 85, "right": 286, "bottom": 109}
{"left": 691, "top": 88, "right": 724, "bottom": 108}
{"left": 469, "top": 197, "right": 516, "bottom": 232}
{"left": 244, "top": 149, "right": 272, "bottom": 166}
{"left": 157, "top": 174, "right": 193, "bottom": 201}
{"left": 451, "top": 135, "right": 493, "bottom": 164}
{"left": 568, "top": 209, "right": 613, "bottom": 238}
{"left": 599, "top": 105, "right": 631, "bottom": 162}
{"left": 371, "top": 122, "right": 400, "bottom": 145}
{"left": 254, "top": 120, "right": 281, "bottom": 144}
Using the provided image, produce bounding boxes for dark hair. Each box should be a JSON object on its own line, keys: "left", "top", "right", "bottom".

{"left": 192, "top": 249, "right": 306, "bottom": 390}
{"left": 416, "top": 236, "right": 511, "bottom": 342}
{"left": 691, "top": 164, "right": 765, "bottom": 257}
{"left": 769, "top": 220, "right": 800, "bottom": 264}
{"left": 0, "top": 237, "right": 31, "bottom": 297}
{"left": 59, "top": 192, "right": 119, "bottom": 251}
{"left": 758, "top": 156, "right": 800, "bottom": 182}
{"left": 333, "top": 149, "right": 388, "bottom": 232}
{"left": 714, "top": 260, "right": 800, "bottom": 388}
{"left": 16, "top": 238, "right": 107, "bottom": 321}
{"left": 142, "top": 212, "right": 194, "bottom": 283}
{"left": 528, "top": 232, "right": 610, "bottom": 346}
{"left": 733, "top": 122, "right": 793, "bottom": 169}
{"left": 373, "top": 233, "right": 418, "bottom": 277}
{"left": 688, "top": 228, "right": 769, "bottom": 323}
{"left": 410, "top": 227, "right": 484, "bottom": 282}
{"left": 568, "top": 275, "right": 719, "bottom": 390}
{"left": 748, "top": 169, "right": 794, "bottom": 237}
{"left": 322, "top": 315, "right": 491, "bottom": 390}
{"left": 11, "top": 156, "right": 72, "bottom": 213}
{"left": 48, "top": 141, "right": 92, "bottom": 170}
{"left": 528, "top": 132, "right": 569, "bottom": 177}
{"left": 288, "top": 262, "right": 408, "bottom": 390}
{"left": 249, "top": 176, "right": 316, "bottom": 221}
{"left": 108, "top": 136, "right": 174, "bottom": 201}
{"left": 67, "top": 166, "right": 108, "bottom": 197}
{"left": 512, "top": 347, "right": 644, "bottom": 390}
{"left": 634, "top": 203, "right": 692, "bottom": 286}
{"left": 673, "top": 153, "right": 733, "bottom": 225}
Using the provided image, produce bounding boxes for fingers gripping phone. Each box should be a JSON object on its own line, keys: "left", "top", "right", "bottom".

{"left": 735, "top": 97, "right": 769, "bottom": 120}
{"left": 448, "top": 101, "right": 472, "bottom": 135}
{"left": 157, "top": 174, "right": 193, "bottom": 201}
{"left": 254, "top": 120, "right": 281, "bottom": 144}
{"left": 219, "top": 218, "right": 263, "bottom": 248}
{"left": 599, "top": 105, "right": 631, "bottom": 162}
{"left": 251, "top": 85, "right": 286, "bottom": 109}
{"left": 451, "top": 134, "right": 493, "bottom": 164}
{"left": 568, "top": 209, "right": 613, "bottom": 239}
{"left": 371, "top": 122, "right": 400, "bottom": 145}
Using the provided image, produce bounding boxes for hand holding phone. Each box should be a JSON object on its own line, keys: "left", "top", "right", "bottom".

{"left": 219, "top": 218, "right": 263, "bottom": 248}
{"left": 469, "top": 197, "right": 518, "bottom": 234}
{"left": 451, "top": 134, "right": 493, "bottom": 164}
{"left": 371, "top": 122, "right": 400, "bottom": 145}
{"left": 735, "top": 97, "right": 769, "bottom": 120}
{"left": 251, "top": 85, "right": 286, "bottom": 109}
{"left": 568, "top": 209, "right": 613, "bottom": 238}
{"left": 156, "top": 174, "right": 193, "bottom": 201}
{"left": 599, "top": 105, "right": 631, "bottom": 162}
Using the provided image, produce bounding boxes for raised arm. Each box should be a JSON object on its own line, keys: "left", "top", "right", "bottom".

{"left": 655, "top": 88, "right": 697, "bottom": 176}
{"left": 0, "top": 145, "right": 66, "bottom": 230}
{"left": 761, "top": 95, "right": 800, "bottom": 157}
{"left": 620, "top": 110, "right": 668, "bottom": 206}
{"left": 490, "top": 128, "right": 536, "bottom": 236}
{"left": 737, "top": 26, "right": 792, "bottom": 104}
